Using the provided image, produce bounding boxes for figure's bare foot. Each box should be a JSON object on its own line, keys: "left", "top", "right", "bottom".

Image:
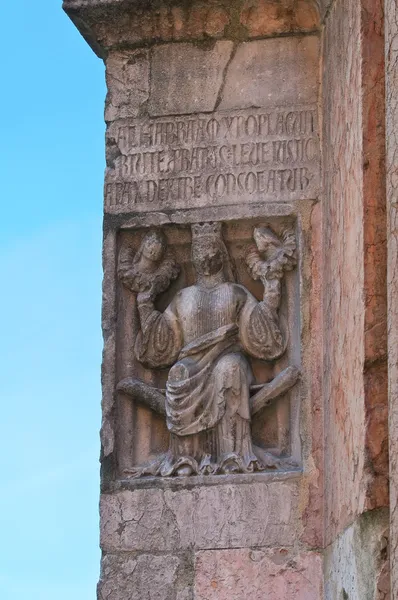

{"left": 223, "top": 463, "right": 240, "bottom": 475}
{"left": 176, "top": 465, "right": 194, "bottom": 477}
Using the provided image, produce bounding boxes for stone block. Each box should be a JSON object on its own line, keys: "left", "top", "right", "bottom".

{"left": 148, "top": 41, "right": 233, "bottom": 116}
{"left": 240, "top": 0, "right": 319, "bottom": 37}
{"left": 194, "top": 547, "right": 323, "bottom": 599}
{"left": 105, "top": 50, "right": 149, "bottom": 122}
{"left": 324, "top": 509, "right": 389, "bottom": 600}
{"left": 219, "top": 36, "right": 319, "bottom": 111}
{"left": 100, "top": 476, "right": 301, "bottom": 552}
{"left": 98, "top": 552, "right": 193, "bottom": 600}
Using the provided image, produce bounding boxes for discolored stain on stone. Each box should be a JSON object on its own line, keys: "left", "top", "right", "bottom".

{"left": 240, "top": 0, "right": 319, "bottom": 37}
{"left": 194, "top": 548, "right": 323, "bottom": 599}
{"left": 322, "top": 0, "right": 388, "bottom": 546}
{"left": 324, "top": 509, "right": 389, "bottom": 600}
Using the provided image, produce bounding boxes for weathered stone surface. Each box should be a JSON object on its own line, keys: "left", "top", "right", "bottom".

{"left": 240, "top": 0, "right": 319, "bottom": 37}
{"left": 63, "top": 1, "right": 320, "bottom": 55}
{"left": 194, "top": 548, "right": 323, "bottom": 599}
{"left": 361, "top": 0, "right": 389, "bottom": 520}
{"left": 385, "top": 0, "right": 398, "bottom": 596}
{"left": 100, "top": 478, "right": 301, "bottom": 552}
{"left": 149, "top": 41, "right": 233, "bottom": 116}
{"left": 100, "top": 229, "right": 117, "bottom": 469}
{"left": 324, "top": 509, "right": 389, "bottom": 600}
{"left": 105, "top": 50, "right": 149, "bottom": 122}
{"left": 98, "top": 552, "right": 193, "bottom": 600}
{"left": 299, "top": 199, "right": 324, "bottom": 548}
{"left": 322, "top": 0, "right": 387, "bottom": 545}
{"left": 317, "top": 0, "right": 331, "bottom": 20}
{"left": 219, "top": 36, "right": 319, "bottom": 111}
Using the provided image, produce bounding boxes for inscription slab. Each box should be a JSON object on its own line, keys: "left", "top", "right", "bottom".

{"left": 105, "top": 105, "right": 320, "bottom": 213}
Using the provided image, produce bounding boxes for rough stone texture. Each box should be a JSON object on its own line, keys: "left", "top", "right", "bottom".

{"left": 322, "top": 0, "right": 388, "bottom": 545}
{"left": 149, "top": 41, "right": 233, "bottom": 116}
{"left": 240, "top": 0, "right": 319, "bottom": 37}
{"left": 98, "top": 546, "right": 323, "bottom": 600}
{"left": 385, "top": 0, "right": 398, "bottom": 596}
{"left": 98, "top": 552, "right": 193, "bottom": 600}
{"left": 63, "top": 0, "right": 321, "bottom": 55}
{"left": 100, "top": 477, "right": 302, "bottom": 552}
{"left": 100, "top": 229, "right": 117, "bottom": 477}
{"left": 194, "top": 548, "right": 323, "bottom": 600}
{"left": 324, "top": 509, "right": 389, "bottom": 600}
{"left": 317, "top": 0, "right": 331, "bottom": 21}
{"left": 105, "top": 49, "right": 149, "bottom": 122}
{"left": 300, "top": 199, "right": 323, "bottom": 549}
{"left": 361, "top": 0, "right": 389, "bottom": 516}
{"left": 219, "top": 36, "right": 319, "bottom": 111}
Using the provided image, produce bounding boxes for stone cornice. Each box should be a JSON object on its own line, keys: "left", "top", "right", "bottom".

{"left": 63, "top": 0, "right": 321, "bottom": 58}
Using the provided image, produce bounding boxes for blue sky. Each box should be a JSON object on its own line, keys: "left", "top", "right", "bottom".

{"left": 1, "top": 2, "right": 105, "bottom": 598}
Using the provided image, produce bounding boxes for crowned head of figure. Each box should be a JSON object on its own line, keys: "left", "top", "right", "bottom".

{"left": 191, "top": 222, "right": 225, "bottom": 277}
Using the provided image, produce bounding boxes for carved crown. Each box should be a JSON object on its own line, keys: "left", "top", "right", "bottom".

{"left": 191, "top": 222, "right": 222, "bottom": 240}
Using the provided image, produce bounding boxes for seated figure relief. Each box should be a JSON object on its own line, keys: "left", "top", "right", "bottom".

{"left": 117, "top": 222, "right": 300, "bottom": 477}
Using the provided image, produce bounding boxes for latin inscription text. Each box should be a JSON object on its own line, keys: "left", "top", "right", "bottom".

{"left": 105, "top": 107, "right": 320, "bottom": 211}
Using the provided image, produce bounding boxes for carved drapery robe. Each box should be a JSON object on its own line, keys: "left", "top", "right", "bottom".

{"left": 135, "top": 281, "right": 285, "bottom": 475}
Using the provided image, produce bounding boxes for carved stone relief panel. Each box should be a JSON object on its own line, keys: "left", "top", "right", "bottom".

{"left": 115, "top": 219, "right": 301, "bottom": 478}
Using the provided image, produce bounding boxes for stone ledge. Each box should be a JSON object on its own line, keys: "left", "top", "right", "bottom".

{"left": 63, "top": 0, "right": 321, "bottom": 57}
{"left": 101, "top": 202, "right": 304, "bottom": 231}
{"left": 103, "top": 467, "right": 302, "bottom": 493}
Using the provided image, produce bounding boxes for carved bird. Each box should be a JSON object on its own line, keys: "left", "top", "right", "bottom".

{"left": 246, "top": 226, "right": 297, "bottom": 282}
